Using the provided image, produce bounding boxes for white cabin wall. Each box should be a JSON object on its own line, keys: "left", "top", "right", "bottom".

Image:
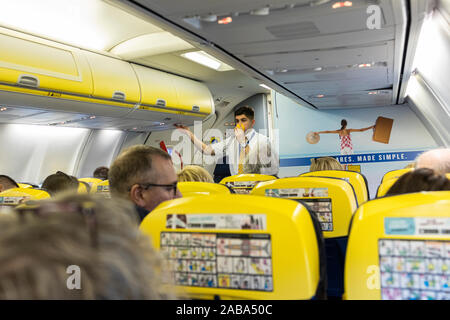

{"left": 0, "top": 123, "right": 90, "bottom": 184}
{"left": 405, "top": 6, "right": 450, "bottom": 146}
{"left": 75, "top": 129, "right": 127, "bottom": 179}
{"left": 272, "top": 92, "right": 439, "bottom": 198}
{"left": 0, "top": 124, "right": 150, "bottom": 185}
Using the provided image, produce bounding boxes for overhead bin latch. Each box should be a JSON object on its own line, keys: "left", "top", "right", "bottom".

{"left": 156, "top": 99, "right": 167, "bottom": 107}
{"left": 112, "top": 91, "right": 126, "bottom": 101}
{"left": 17, "top": 74, "right": 40, "bottom": 88}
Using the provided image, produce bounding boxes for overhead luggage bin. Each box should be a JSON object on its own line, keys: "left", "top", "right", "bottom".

{"left": 0, "top": 27, "right": 214, "bottom": 125}
{"left": 83, "top": 50, "right": 141, "bottom": 106}
{"left": 0, "top": 29, "right": 93, "bottom": 97}
{"left": 172, "top": 75, "right": 214, "bottom": 115}
{"left": 131, "top": 63, "right": 214, "bottom": 117}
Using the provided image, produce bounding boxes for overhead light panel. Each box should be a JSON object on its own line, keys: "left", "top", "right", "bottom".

{"left": 181, "top": 51, "right": 234, "bottom": 71}
{"left": 218, "top": 17, "right": 232, "bottom": 24}
{"left": 358, "top": 63, "right": 372, "bottom": 68}
{"left": 259, "top": 84, "right": 271, "bottom": 90}
{"left": 332, "top": 1, "right": 352, "bottom": 9}
{"left": 316, "top": 94, "right": 325, "bottom": 98}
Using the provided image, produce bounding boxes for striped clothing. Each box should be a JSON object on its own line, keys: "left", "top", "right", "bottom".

{"left": 339, "top": 134, "right": 353, "bottom": 155}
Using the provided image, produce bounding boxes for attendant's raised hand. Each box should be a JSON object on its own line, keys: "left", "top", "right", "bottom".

{"left": 234, "top": 124, "right": 245, "bottom": 144}
{"left": 174, "top": 124, "right": 191, "bottom": 136}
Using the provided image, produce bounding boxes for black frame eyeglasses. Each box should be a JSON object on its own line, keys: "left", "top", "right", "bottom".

{"left": 130, "top": 182, "right": 178, "bottom": 196}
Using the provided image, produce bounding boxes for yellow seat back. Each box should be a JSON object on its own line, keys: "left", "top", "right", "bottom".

{"left": 178, "top": 182, "right": 231, "bottom": 197}
{"left": 251, "top": 176, "right": 358, "bottom": 238}
{"left": 140, "top": 194, "right": 325, "bottom": 300}
{"left": 77, "top": 181, "right": 89, "bottom": 194}
{"left": 301, "top": 170, "right": 369, "bottom": 205}
{"left": 344, "top": 191, "right": 450, "bottom": 300}
{"left": 0, "top": 188, "right": 50, "bottom": 208}
{"left": 376, "top": 177, "right": 400, "bottom": 198}
{"left": 219, "top": 174, "right": 277, "bottom": 194}
{"left": 78, "top": 178, "right": 103, "bottom": 194}
{"left": 381, "top": 168, "right": 413, "bottom": 184}
{"left": 95, "top": 180, "right": 110, "bottom": 197}
{"left": 17, "top": 183, "right": 33, "bottom": 189}
{"left": 378, "top": 172, "right": 450, "bottom": 198}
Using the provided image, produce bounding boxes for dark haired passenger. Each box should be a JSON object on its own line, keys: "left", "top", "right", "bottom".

{"left": 385, "top": 168, "right": 450, "bottom": 196}
{"left": 175, "top": 105, "right": 279, "bottom": 175}
{"left": 93, "top": 166, "right": 109, "bottom": 180}
{"left": 41, "top": 171, "right": 79, "bottom": 197}
{"left": 0, "top": 175, "right": 19, "bottom": 192}
{"left": 109, "top": 145, "right": 182, "bottom": 222}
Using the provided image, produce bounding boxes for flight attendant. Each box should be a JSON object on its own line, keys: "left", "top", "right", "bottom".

{"left": 175, "top": 106, "right": 279, "bottom": 175}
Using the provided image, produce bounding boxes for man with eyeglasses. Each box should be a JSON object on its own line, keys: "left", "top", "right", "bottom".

{"left": 109, "top": 145, "right": 182, "bottom": 222}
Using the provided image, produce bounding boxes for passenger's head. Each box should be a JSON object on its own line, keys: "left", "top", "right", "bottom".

{"left": 93, "top": 166, "right": 109, "bottom": 180}
{"left": 0, "top": 175, "right": 19, "bottom": 192}
{"left": 340, "top": 119, "right": 347, "bottom": 130}
{"left": 415, "top": 148, "right": 450, "bottom": 175}
{"left": 404, "top": 162, "right": 416, "bottom": 169}
{"left": 234, "top": 106, "right": 255, "bottom": 132}
{"left": 310, "top": 157, "right": 343, "bottom": 171}
{"left": 385, "top": 168, "right": 450, "bottom": 196}
{"left": 41, "top": 171, "right": 79, "bottom": 197}
{"left": 109, "top": 145, "right": 182, "bottom": 212}
{"left": 177, "top": 165, "right": 214, "bottom": 183}
{"left": 0, "top": 193, "right": 171, "bottom": 299}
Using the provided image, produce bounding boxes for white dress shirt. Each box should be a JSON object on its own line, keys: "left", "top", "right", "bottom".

{"left": 211, "top": 128, "right": 279, "bottom": 176}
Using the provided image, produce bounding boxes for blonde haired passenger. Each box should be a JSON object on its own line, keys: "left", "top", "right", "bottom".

{"left": 310, "top": 157, "right": 344, "bottom": 171}
{"left": 0, "top": 193, "right": 174, "bottom": 299}
{"left": 404, "top": 162, "right": 416, "bottom": 169}
{"left": 177, "top": 165, "right": 214, "bottom": 183}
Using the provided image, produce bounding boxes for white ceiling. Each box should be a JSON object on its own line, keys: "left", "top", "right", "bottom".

{"left": 0, "top": 0, "right": 413, "bottom": 130}
{"left": 131, "top": 0, "right": 407, "bottom": 109}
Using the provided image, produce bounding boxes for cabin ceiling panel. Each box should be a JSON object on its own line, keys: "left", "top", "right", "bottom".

{"left": 228, "top": 27, "right": 396, "bottom": 56}
{"left": 311, "top": 90, "right": 393, "bottom": 108}
{"left": 272, "top": 66, "right": 388, "bottom": 83}
{"left": 290, "top": 77, "right": 390, "bottom": 92}
{"left": 137, "top": 0, "right": 312, "bottom": 18}
{"left": 244, "top": 42, "right": 392, "bottom": 70}
{"left": 132, "top": 0, "right": 401, "bottom": 109}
